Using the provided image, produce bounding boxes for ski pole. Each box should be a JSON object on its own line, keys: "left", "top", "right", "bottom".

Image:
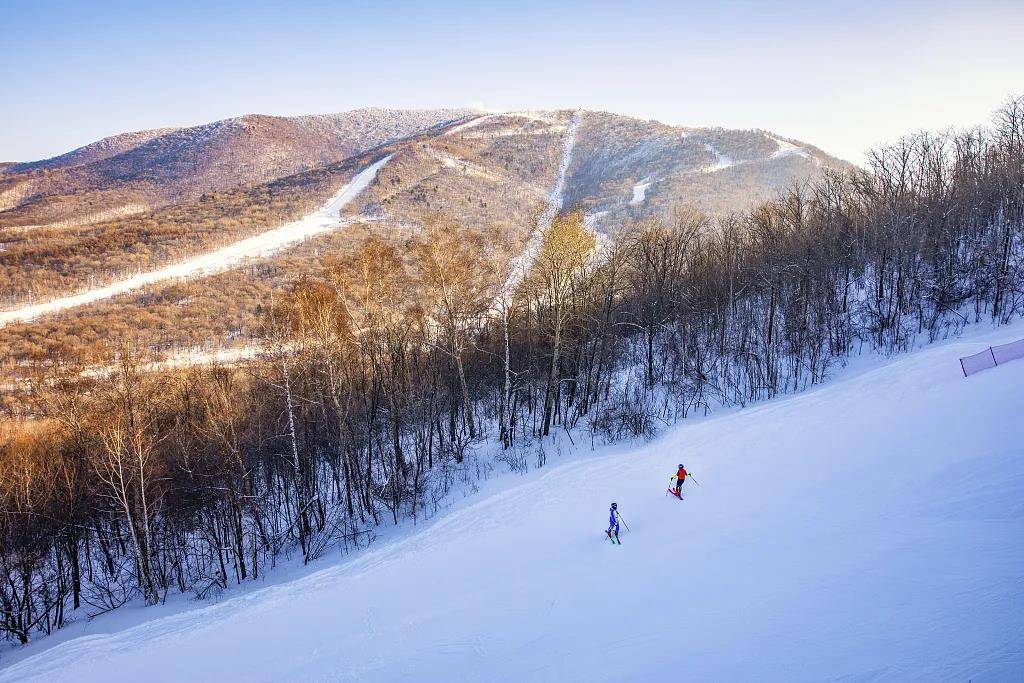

{"left": 688, "top": 475, "right": 700, "bottom": 487}
{"left": 617, "top": 512, "right": 631, "bottom": 532}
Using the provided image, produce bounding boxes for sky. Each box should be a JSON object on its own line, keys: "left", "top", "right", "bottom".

{"left": 2, "top": 0, "right": 1023, "bottom": 165}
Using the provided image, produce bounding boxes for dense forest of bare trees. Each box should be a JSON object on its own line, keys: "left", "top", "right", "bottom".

{"left": 1, "top": 97, "right": 1021, "bottom": 646}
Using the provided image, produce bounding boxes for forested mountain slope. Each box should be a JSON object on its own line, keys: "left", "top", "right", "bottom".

{"left": 566, "top": 111, "right": 850, "bottom": 228}
{"left": 0, "top": 109, "right": 844, "bottom": 366}
{"left": 0, "top": 108, "right": 475, "bottom": 230}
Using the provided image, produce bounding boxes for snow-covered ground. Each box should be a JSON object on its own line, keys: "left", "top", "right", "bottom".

{"left": 0, "top": 156, "right": 391, "bottom": 328}
{"left": 770, "top": 135, "right": 812, "bottom": 160}
{"left": 701, "top": 142, "right": 735, "bottom": 172}
{"left": 3, "top": 322, "right": 1022, "bottom": 682}
{"left": 696, "top": 137, "right": 818, "bottom": 174}
{"left": 630, "top": 177, "right": 653, "bottom": 205}
{"left": 425, "top": 147, "right": 507, "bottom": 184}
{"left": 89, "top": 345, "right": 262, "bottom": 375}
{"left": 152, "top": 346, "right": 260, "bottom": 368}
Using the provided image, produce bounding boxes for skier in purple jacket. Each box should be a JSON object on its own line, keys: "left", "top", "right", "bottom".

{"left": 606, "top": 502, "right": 621, "bottom": 543}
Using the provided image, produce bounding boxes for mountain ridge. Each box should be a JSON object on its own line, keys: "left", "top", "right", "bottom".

{"left": 0, "top": 108, "right": 478, "bottom": 228}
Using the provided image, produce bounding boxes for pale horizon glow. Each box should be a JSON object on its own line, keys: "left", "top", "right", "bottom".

{"left": 3, "top": 0, "right": 1023, "bottom": 166}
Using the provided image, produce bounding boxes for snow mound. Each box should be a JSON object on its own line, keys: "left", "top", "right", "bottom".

{"left": 3, "top": 323, "right": 1022, "bottom": 682}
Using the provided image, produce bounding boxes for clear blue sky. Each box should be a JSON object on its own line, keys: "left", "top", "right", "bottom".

{"left": 3, "top": 0, "right": 1022, "bottom": 164}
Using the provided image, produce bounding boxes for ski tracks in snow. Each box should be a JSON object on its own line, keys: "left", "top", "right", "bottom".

{"left": 0, "top": 155, "right": 393, "bottom": 328}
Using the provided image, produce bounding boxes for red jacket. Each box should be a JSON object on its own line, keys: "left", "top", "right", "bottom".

{"left": 676, "top": 467, "right": 687, "bottom": 482}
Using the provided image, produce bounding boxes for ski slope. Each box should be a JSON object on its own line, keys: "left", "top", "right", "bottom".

{"left": 3, "top": 323, "right": 1023, "bottom": 682}
{"left": 0, "top": 156, "right": 391, "bottom": 328}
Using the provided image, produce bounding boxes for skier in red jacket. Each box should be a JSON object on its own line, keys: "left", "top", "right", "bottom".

{"left": 673, "top": 464, "right": 688, "bottom": 497}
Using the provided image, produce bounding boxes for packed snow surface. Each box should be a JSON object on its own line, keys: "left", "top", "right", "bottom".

{"left": 0, "top": 156, "right": 392, "bottom": 328}
{"left": 3, "top": 324, "right": 1023, "bottom": 682}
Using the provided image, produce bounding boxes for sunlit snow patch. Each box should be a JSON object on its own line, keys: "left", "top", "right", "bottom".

{"left": 630, "top": 178, "right": 653, "bottom": 205}
{"left": 700, "top": 143, "right": 734, "bottom": 173}
{"left": 769, "top": 136, "right": 811, "bottom": 160}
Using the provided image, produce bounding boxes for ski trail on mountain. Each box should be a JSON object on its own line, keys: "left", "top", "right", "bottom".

{"left": 0, "top": 156, "right": 392, "bottom": 328}
{"left": 701, "top": 142, "right": 734, "bottom": 172}
{"left": 496, "top": 111, "right": 580, "bottom": 305}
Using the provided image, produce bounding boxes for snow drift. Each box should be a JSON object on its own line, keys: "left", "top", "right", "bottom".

{"left": 2, "top": 323, "right": 1022, "bottom": 682}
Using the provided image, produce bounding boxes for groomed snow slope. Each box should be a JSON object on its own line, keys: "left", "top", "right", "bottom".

{"left": 0, "top": 156, "right": 391, "bottom": 328}
{"left": 3, "top": 325, "right": 1023, "bottom": 682}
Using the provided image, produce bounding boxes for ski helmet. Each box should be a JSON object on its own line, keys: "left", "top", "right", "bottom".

{"left": 678, "top": 463, "right": 684, "bottom": 469}
{"left": 610, "top": 502, "right": 617, "bottom": 509}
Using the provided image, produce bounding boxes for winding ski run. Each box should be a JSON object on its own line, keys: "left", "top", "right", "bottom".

{"left": 0, "top": 155, "right": 392, "bottom": 328}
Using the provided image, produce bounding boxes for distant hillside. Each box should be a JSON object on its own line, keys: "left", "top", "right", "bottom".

{"left": 0, "top": 108, "right": 849, "bottom": 365}
{"left": 565, "top": 111, "right": 853, "bottom": 228}
{"left": 0, "top": 108, "right": 475, "bottom": 229}
{"left": 6, "top": 128, "right": 181, "bottom": 174}
{"left": 349, "top": 109, "right": 852, "bottom": 235}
